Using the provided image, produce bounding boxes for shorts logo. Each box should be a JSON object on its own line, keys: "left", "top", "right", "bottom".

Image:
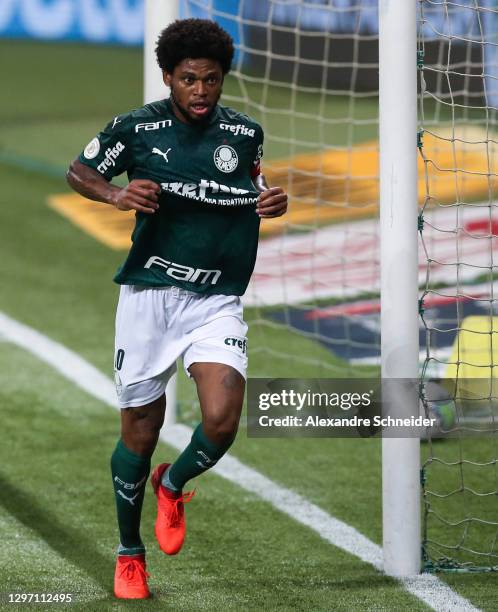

{"left": 214, "top": 145, "right": 238, "bottom": 173}
{"left": 224, "top": 337, "right": 247, "bottom": 354}
{"left": 83, "top": 137, "right": 100, "bottom": 159}
{"left": 115, "top": 349, "right": 125, "bottom": 371}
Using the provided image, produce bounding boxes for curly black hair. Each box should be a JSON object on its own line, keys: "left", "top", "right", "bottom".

{"left": 156, "top": 18, "right": 234, "bottom": 75}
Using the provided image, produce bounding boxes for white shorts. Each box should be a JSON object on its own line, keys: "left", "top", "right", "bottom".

{"left": 114, "top": 285, "right": 248, "bottom": 408}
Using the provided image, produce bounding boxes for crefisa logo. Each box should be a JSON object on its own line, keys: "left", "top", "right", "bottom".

{"left": 213, "top": 145, "right": 238, "bottom": 173}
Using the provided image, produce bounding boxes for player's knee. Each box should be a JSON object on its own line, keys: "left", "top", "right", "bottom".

{"left": 203, "top": 411, "right": 240, "bottom": 445}
{"left": 121, "top": 409, "right": 165, "bottom": 456}
{"left": 123, "top": 426, "right": 161, "bottom": 456}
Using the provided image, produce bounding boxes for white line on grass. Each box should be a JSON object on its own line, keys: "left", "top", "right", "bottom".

{"left": 0, "top": 312, "right": 479, "bottom": 612}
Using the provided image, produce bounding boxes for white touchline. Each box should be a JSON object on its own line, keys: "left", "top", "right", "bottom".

{"left": 0, "top": 311, "right": 480, "bottom": 612}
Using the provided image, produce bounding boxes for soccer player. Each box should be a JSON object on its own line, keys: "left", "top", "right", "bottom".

{"left": 66, "top": 18, "right": 287, "bottom": 599}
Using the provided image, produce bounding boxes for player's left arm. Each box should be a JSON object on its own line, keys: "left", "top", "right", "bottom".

{"left": 254, "top": 175, "right": 288, "bottom": 218}
{"left": 251, "top": 127, "right": 288, "bottom": 218}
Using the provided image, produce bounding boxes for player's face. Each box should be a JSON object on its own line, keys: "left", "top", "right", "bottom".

{"left": 164, "top": 58, "right": 223, "bottom": 123}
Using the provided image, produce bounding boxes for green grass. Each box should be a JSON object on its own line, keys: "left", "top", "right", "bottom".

{"left": 2, "top": 38, "right": 498, "bottom": 610}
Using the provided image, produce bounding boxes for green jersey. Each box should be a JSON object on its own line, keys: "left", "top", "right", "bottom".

{"left": 78, "top": 99, "right": 264, "bottom": 295}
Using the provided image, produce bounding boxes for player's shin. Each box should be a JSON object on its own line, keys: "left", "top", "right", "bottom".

{"left": 163, "top": 423, "right": 234, "bottom": 491}
{"left": 111, "top": 439, "right": 151, "bottom": 555}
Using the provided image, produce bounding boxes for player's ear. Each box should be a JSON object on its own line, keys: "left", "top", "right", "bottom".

{"left": 163, "top": 71, "right": 172, "bottom": 87}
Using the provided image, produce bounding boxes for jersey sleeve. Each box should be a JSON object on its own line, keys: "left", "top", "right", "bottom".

{"left": 250, "top": 126, "right": 264, "bottom": 179}
{"left": 78, "top": 114, "right": 132, "bottom": 181}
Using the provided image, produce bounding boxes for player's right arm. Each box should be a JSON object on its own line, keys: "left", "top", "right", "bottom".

{"left": 66, "top": 160, "right": 160, "bottom": 214}
{"left": 66, "top": 114, "right": 160, "bottom": 215}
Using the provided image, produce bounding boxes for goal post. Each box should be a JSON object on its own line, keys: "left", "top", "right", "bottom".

{"left": 144, "top": 0, "right": 180, "bottom": 425}
{"left": 144, "top": 0, "right": 179, "bottom": 104}
{"left": 379, "top": 0, "right": 421, "bottom": 576}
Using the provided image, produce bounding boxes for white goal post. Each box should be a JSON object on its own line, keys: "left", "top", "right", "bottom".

{"left": 144, "top": 0, "right": 180, "bottom": 425}
{"left": 144, "top": 0, "right": 179, "bottom": 104}
{"left": 379, "top": 0, "right": 420, "bottom": 576}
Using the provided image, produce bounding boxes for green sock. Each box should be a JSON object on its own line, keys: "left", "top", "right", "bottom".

{"left": 167, "top": 424, "right": 234, "bottom": 490}
{"left": 110, "top": 439, "right": 150, "bottom": 555}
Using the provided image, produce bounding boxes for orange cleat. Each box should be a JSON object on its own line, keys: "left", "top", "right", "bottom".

{"left": 114, "top": 554, "right": 150, "bottom": 599}
{"left": 150, "top": 463, "right": 195, "bottom": 555}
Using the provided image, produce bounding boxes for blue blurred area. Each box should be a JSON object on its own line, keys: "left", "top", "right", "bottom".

{"left": 0, "top": 0, "right": 144, "bottom": 45}
{"left": 1, "top": 1, "right": 493, "bottom": 45}
{"left": 0, "top": 0, "right": 243, "bottom": 46}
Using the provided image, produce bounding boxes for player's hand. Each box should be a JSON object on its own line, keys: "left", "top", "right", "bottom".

{"left": 256, "top": 187, "right": 288, "bottom": 218}
{"left": 110, "top": 179, "right": 161, "bottom": 214}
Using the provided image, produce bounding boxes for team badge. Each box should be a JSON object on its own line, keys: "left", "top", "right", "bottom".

{"left": 214, "top": 145, "right": 238, "bottom": 173}
{"left": 83, "top": 137, "right": 100, "bottom": 159}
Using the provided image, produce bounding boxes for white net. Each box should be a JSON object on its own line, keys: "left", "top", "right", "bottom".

{"left": 179, "top": 0, "right": 498, "bottom": 571}
{"left": 182, "top": 0, "right": 381, "bottom": 378}
{"left": 418, "top": 0, "right": 498, "bottom": 571}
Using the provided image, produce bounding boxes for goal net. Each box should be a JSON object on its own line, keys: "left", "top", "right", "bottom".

{"left": 182, "top": 0, "right": 381, "bottom": 380}
{"left": 179, "top": 0, "right": 498, "bottom": 572}
{"left": 418, "top": 0, "right": 498, "bottom": 571}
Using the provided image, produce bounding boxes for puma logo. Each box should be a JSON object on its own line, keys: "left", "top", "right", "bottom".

{"left": 152, "top": 147, "right": 171, "bottom": 162}
{"left": 196, "top": 450, "right": 216, "bottom": 469}
{"left": 117, "top": 490, "right": 141, "bottom": 506}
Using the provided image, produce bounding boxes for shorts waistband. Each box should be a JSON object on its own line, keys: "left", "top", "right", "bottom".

{"left": 127, "top": 284, "right": 205, "bottom": 299}
{"left": 166, "top": 285, "right": 198, "bottom": 299}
